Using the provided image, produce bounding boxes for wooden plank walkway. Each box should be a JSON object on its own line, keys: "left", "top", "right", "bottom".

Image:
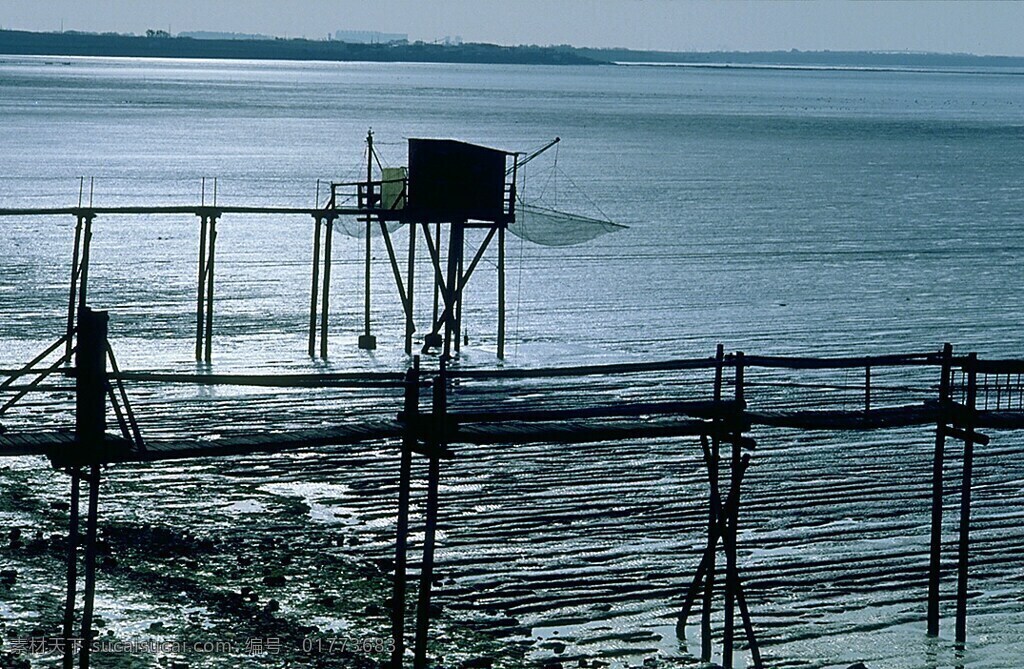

{"left": 6, "top": 404, "right": 1024, "bottom": 466}
{"left": 0, "top": 205, "right": 404, "bottom": 219}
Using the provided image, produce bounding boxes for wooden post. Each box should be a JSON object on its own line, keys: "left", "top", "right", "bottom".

{"left": 66, "top": 215, "right": 85, "bottom": 360}
{"left": 865, "top": 366, "right": 872, "bottom": 414}
{"left": 360, "top": 129, "right": 377, "bottom": 351}
{"left": 443, "top": 224, "right": 464, "bottom": 358}
{"left": 359, "top": 221, "right": 377, "bottom": 350}
{"left": 414, "top": 358, "right": 446, "bottom": 668}
{"left": 700, "top": 344, "right": 725, "bottom": 661}
{"left": 308, "top": 216, "right": 322, "bottom": 357}
{"left": 77, "top": 215, "right": 93, "bottom": 313}
{"left": 928, "top": 342, "right": 953, "bottom": 636}
{"left": 203, "top": 217, "right": 217, "bottom": 363}
{"left": 723, "top": 351, "right": 744, "bottom": 668}
{"left": 433, "top": 223, "right": 441, "bottom": 326}
{"left": 195, "top": 215, "right": 208, "bottom": 361}
{"left": 320, "top": 218, "right": 334, "bottom": 358}
{"left": 78, "top": 464, "right": 100, "bottom": 669}
{"left": 497, "top": 224, "right": 505, "bottom": 359}
{"left": 392, "top": 357, "right": 420, "bottom": 666}
{"left": 454, "top": 247, "right": 464, "bottom": 354}
{"left": 62, "top": 468, "right": 81, "bottom": 669}
{"left": 955, "top": 352, "right": 977, "bottom": 646}
{"left": 406, "top": 225, "right": 416, "bottom": 356}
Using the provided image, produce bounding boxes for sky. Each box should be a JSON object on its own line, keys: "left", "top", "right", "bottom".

{"left": 2, "top": 0, "right": 1024, "bottom": 57}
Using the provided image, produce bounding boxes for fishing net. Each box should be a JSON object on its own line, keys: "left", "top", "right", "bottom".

{"left": 332, "top": 218, "right": 403, "bottom": 238}
{"left": 509, "top": 203, "right": 628, "bottom": 247}
{"left": 330, "top": 167, "right": 406, "bottom": 239}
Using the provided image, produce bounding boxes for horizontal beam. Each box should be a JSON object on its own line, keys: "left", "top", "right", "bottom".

{"left": 448, "top": 399, "right": 744, "bottom": 424}
{"left": 740, "top": 353, "right": 940, "bottom": 370}
{"left": 114, "top": 370, "right": 413, "bottom": 388}
{"left": 0, "top": 206, "right": 514, "bottom": 224}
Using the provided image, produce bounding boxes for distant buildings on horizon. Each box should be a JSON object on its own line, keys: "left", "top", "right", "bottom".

{"left": 178, "top": 31, "right": 275, "bottom": 41}
{"left": 174, "top": 29, "right": 411, "bottom": 45}
{"left": 333, "top": 30, "right": 408, "bottom": 45}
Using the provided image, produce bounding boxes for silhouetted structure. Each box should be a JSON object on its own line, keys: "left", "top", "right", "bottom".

{"left": 0, "top": 315, "right": 1013, "bottom": 667}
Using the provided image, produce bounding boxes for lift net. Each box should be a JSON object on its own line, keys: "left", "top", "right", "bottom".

{"left": 509, "top": 203, "right": 628, "bottom": 247}
{"left": 332, "top": 218, "right": 402, "bottom": 239}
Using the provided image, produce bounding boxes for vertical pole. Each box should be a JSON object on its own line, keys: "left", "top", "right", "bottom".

{"left": 76, "top": 215, "right": 94, "bottom": 314}
{"left": 320, "top": 218, "right": 334, "bottom": 358}
{"left": 195, "top": 216, "right": 208, "bottom": 361}
{"left": 865, "top": 366, "right": 872, "bottom": 414}
{"left": 723, "top": 351, "right": 744, "bottom": 668}
{"left": 66, "top": 215, "right": 84, "bottom": 360}
{"left": 701, "top": 344, "right": 725, "bottom": 661}
{"left": 393, "top": 357, "right": 420, "bottom": 667}
{"left": 454, "top": 247, "right": 464, "bottom": 354}
{"left": 414, "top": 358, "right": 446, "bottom": 669}
{"left": 928, "top": 342, "right": 952, "bottom": 636}
{"left": 432, "top": 223, "right": 441, "bottom": 326}
{"left": 62, "top": 468, "right": 81, "bottom": 669}
{"left": 955, "top": 353, "right": 977, "bottom": 646}
{"left": 78, "top": 464, "right": 100, "bottom": 669}
{"left": 308, "top": 216, "right": 323, "bottom": 357}
{"left": 497, "top": 224, "right": 506, "bottom": 360}
{"left": 74, "top": 307, "right": 106, "bottom": 669}
{"left": 364, "top": 220, "right": 373, "bottom": 338}
{"left": 361, "top": 128, "right": 376, "bottom": 350}
{"left": 406, "top": 226, "right": 416, "bottom": 356}
{"left": 443, "top": 224, "right": 463, "bottom": 358}
{"left": 203, "top": 216, "right": 217, "bottom": 363}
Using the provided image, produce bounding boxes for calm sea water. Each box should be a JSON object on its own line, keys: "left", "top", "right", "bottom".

{"left": 2, "top": 56, "right": 1024, "bottom": 668}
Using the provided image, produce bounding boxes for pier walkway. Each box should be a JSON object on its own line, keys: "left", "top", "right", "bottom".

{"left": 3, "top": 308, "right": 1024, "bottom": 668}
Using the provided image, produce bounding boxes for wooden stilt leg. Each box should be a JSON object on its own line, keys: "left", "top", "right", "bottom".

{"left": 413, "top": 455, "right": 440, "bottom": 669}
{"left": 723, "top": 442, "right": 740, "bottom": 668}
{"left": 955, "top": 353, "right": 977, "bottom": 646}
{"left": 497, "top": 225, "right": 505, "bottom": 360}
{"left": 723, "top": 352, "right": 745, "bottom": 667}
{"left": 928, "top": 343, "right": 953, "bottom": 636}
{"left": 78, "top": 464, "right": 100, "bottom": 669}
{"left": 678, "top": 450, "right": 751, "bottom": 630}
{"left": 66, "top": 216, "right": 84, "bottom": 360}
{"left": 62, "top": 468, "right": 81, "bottom": 669}
{"left": 455, "top": 248, "right": 463, "bottom": 354}
{"left": 77, "top": 216, "right": 93, "bottom": 312}
{"left": 392, "top": 358, "right": 419, "bottom": 667}
{"left": 308, "top": 216, "right": 322, "bottom": 357}
{"left": 359, "top": 218, "right": 377, "bottom": 350}
{"left": 203, "top": 217, "right": 217, "bottom": 363}
{"left": 320, "top": 218, "right": 334, "bottom": 359}
{"left": 442, "top": 224, "right": 463, "bottom": 358}
{"left": 414, "top": 359, "right": 446, "bottom": 668}
{"left": 195, "top": 216, "right": 207, "bottom": 361}
{"left": 700, "top": 345, "right": 725, "bottom": 659}
{"left": 432, "top": 223, "right": 441, "bottom": 327}
{"left": 406, "top": 225, "right": 416, "bottom": 356}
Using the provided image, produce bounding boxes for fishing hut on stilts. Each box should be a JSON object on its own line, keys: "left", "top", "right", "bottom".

{"left": 309, "top": 131, "right": 623, "bottom": 361}
{"left": 313, "top": 131, "right": 518, "bottom": 360}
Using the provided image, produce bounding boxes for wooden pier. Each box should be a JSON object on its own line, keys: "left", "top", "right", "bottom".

{"left": 3, "top": 304, "right": 1024, "bottom": 667}
{"left": 0, "top": 137, "right": 1013, "bottom": 667}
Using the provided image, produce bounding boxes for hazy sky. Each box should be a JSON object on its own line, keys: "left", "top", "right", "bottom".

{"left": 2, "top": 1, "right": 1023, "bottom": 56}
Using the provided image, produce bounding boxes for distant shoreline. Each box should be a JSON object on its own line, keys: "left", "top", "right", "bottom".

{"left": 613, "top": 61, "right": 1024, "bottom": 76}
{"left": 3, "top": 28, "right": 1024, "bottom": 70}
{"left": 0, "top": 29, "right": 602, "bottom": 66}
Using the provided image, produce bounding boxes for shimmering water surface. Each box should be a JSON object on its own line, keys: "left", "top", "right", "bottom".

{"left": 1, "top": 56, "right": 1024, "bottom": 668}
